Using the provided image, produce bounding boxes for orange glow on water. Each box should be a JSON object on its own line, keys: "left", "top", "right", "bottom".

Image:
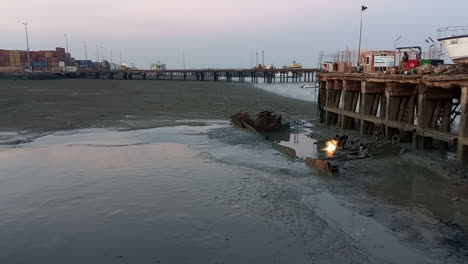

{"left": 323, "top": 139, "right": 338, "bottom": 154}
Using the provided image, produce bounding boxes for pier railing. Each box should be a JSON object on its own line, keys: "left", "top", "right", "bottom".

{"left": 437, "top": 26, "right": 468, "bottom": 39}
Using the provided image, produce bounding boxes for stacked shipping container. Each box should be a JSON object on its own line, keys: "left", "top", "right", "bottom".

{"left": 0, "top": 47, "right": 81, "bottom": 73}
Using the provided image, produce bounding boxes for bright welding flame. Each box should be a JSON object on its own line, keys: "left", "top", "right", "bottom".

{"left": 323, "top": 139, "right": 338, "bottom": 154}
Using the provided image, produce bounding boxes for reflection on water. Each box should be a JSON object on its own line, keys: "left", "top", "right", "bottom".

{"left": 368, "top": 160, "right": 468, "bottom": 229}
{"left": 275, "top": 132, "right": 329, "bottom": 159}
{"left": 0, "top": 126, "right": 313, "bottom": 264}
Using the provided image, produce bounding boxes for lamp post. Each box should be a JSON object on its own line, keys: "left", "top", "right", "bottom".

{"left": 182, "top": 49, "right": 185, "bottom": 70}
{"left": 83, "top": 41, "right": 88, "bottom": 69}
{"left": 96, "top": 45, "right": 100, "bottom": 70}
{"left": 64, "top": 34, "right": 69, "bottom": 53}
{"left": 100, "top": 46, "right": 104, "bottom": 62}
{"left": 394, "top": 36, "right": 402, "bottom": 51}
{"left": 22, "top": 22, "right": 31, "bottom": 71}
{"left": 357, "top": 5, "right": 368, "bottom": 66}
{"left": 428, "top": 37, "right": 436, "bottom": 60}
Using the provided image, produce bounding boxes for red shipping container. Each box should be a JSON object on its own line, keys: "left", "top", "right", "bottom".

{"left": 55, "top": 47, "right": 65, "bottom": 57}
{"left": 0, "top": 50, "right": 9, "bottom": 56}
{"left": 0, "top": 55, "right": 9, "bottom": 63}
{"left": 406, "top": 60, "right": 420, "bottom": 70}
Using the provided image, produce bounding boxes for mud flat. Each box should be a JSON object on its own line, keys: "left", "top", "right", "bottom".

{"left": 1, "top": 79, "right": 468, "bottom": 263}
{"left": 0, "top": 79, "right": 315, "bottom": 139}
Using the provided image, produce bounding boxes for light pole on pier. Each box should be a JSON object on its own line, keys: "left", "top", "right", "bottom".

{"left": 64, "top": 34, "right": 69, "bottom": 53}
{"left": 394, "top": 36, "right": 402, "bottom": 51}
{"left": 357, "top": 5, "right": 367, "bottom": 66}
{"left": 120, "top": 51, "right": 122, "bottom": 67}
{"left": 96, "top": 45, "right": 100, "bottom": 70}
{"left": 262, "top": 51, "right": 264, "bottom": 66}
{"left": 250, "top": 49, "right": 253, "bottom": 68}
{"left": 256, "top": 52, "right": 258, "bottom": 66}
{"left": 22, "top": 22, "right": 31, "bottom": 71}
{"left": 100, "top": 46, "right": 104, "bottom": 62}
{"left": 110, "top": 49, "right": 113, "bottom": 66}
{"left": 83, "top": 41, "right": 88, "bottom": 60}
{"left": 83, "top": 41, "right": 88, "bottom": 69}
{"left": 182, "top": 49, "right": 186, "bottom": 70}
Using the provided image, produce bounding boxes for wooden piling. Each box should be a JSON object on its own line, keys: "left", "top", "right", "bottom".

{"left": 457, "top": 87, "right": 468, "bottom": 162}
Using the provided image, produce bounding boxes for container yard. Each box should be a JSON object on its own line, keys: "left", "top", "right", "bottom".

{"left": 0, "top": 47, "right": 77, "bottom": 73}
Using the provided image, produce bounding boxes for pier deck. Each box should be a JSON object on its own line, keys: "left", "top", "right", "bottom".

{"left": 318, "top": 73, "right": 468, "bottom": 163}
{"left": 73, "top": 68, "right": 319, "bottom": 83}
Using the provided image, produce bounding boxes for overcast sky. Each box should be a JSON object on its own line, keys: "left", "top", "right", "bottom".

{"left": 2, "top": 0, "right": 467, "bottom": 68}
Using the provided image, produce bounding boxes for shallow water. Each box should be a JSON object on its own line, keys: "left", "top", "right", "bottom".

{"left": 0, "top": 121, "right": 463, "bottom": 263}
{"left": 0, "top": 124, "right": 315, "bottom": 263}
{"left": 254, "top": 82, "right": 318, "bottom": 102}
{"left": 367, "top": 160, "right": 468, "bottom": 230}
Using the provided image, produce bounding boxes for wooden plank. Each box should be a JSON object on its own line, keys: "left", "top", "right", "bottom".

{"left": 417, "top": 128, "right": 458, "bottom": 143}
{"left": 343, "top": 80, "right": 361, "bottom": 91}
{"left": 324, "top": 105, "right": 457, "bottom": 142}
{"left": 362, "top": 82, "right": 386, "bottom": 93}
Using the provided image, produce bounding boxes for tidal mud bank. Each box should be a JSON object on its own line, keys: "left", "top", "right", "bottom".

{"left": 1, "top": 79, "right": 467, "bottom": 263}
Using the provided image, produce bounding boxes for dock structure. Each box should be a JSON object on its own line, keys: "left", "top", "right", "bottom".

{"left": 74, "top": 68, "right": 319, "bottom": 83}
{"left": 318, "top": 73, "right": 468, "bottom": 163}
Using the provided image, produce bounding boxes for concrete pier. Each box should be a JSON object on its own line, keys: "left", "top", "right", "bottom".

{"left": 319, "top": 73, "right": 468, "bottom": 163}
{"left": 75, "top": 68, "right": 319, "bottom": 84}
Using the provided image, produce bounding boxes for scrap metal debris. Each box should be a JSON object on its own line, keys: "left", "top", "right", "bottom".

{"left": 305, "top": 157, "right": 338, "bottom": 176}
{"left": 230, "top": 110, "right": 290, "bottom": 133}
{"left": 416, "top": 63, "right": 468, "bottom": 75}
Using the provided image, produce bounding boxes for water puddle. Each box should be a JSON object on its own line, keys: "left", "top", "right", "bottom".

{"left": 367, "top": 160, "right": 468, "bottom": 230}
{"left": 302, "top": 191, "right": 434, "bottom": 264}
{"left": 265, "top": 123, "right": 331, "bottom": 160}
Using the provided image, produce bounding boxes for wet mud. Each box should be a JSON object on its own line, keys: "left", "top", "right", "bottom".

{"left": 1, "top": 80, "right": 468, "bottom": 263}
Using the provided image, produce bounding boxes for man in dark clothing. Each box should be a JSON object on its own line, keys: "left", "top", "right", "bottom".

{"left": 400, "top": 52, "right": 409, "bottom": 73}
{"left": 334, "top": 134, "right": 349, "bottom": 149}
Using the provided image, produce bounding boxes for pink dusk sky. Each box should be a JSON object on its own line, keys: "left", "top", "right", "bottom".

{"left": 2, "top": 0, "right": 467, "bottom": 68}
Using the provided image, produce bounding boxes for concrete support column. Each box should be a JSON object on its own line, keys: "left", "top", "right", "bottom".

{"left": 361, "top": 93, "right": 373, "bottom": 135}
{"left": 416, "top": 84, "right": 436, "bottom": 149}
{"left": 325, "top": 80, "right": 334, "bottom": 125}
{"left": 457, "top": 86, "right": 468, "bottom": 163}
{"left": 359, "top": 81, "right": 385, "bottom": 135}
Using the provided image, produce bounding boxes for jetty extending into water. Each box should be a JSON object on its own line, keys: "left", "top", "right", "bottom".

{"left": 75, "top": 68, "right": 319, "bottom": 83}
{"left": 318, "top": 73, "right": 468, "bottom": 163}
